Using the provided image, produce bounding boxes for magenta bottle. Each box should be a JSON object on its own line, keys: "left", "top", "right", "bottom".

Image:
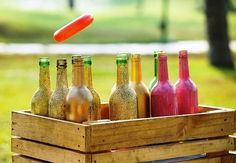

{"left": 151, "top": 52, "right": 177, "bottom": 116}
{"left": 174, "top": 50, "right": 198, "bottom": 114}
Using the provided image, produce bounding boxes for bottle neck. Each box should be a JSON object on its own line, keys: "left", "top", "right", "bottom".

{"left": 72, "top": 64, "right": 84, "bottom": 87}
{"left": 179, "top": 57, "right": 190, "bottom": 80}
{"left": 158, "top": 59, "right": 169, "bottom": 82}
{"left": 84, "top": 65, "right": 93, "bottom": 88}
{"left": 117, "top": 64, "right": 129, "bottom": 86}
{"left": 154, "top": 57, "right": 157, "bottom": 77}
{"left": 39, "top": 67, "right": 51, "bottom": 89}
{"left": 131, "top": 59, "right": 142, "bottom": 83}
{"left": 56, "top": 67, "right": 68, "bottom": 89}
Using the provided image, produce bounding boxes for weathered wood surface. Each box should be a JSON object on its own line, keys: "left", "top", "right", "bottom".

{"left": 12, "top": 138, "right": 91, "bottom": 163}
{"left": 179, "top": 154, "right": 236, "bottom": 163}
{"left": 12, "top": 106, "right": 236, "bottom": 152}
{"left": 91, "top": 137, "right": 234, "bottom": 163}
{"left": 88, "top": 107, "right": 235, "bottom": 152}
{"left": 12, "top": 155, "right": 48, "bottom": 163}
{"left": 12, "top": 111, "right": 90, "bottom": 152}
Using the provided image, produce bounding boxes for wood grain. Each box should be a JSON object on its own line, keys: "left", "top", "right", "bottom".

{"left": 12, "top": 138, "right": 91, "bottom": 163}
{"left": 91, "top": 137, "right": 234, "bottom": 163}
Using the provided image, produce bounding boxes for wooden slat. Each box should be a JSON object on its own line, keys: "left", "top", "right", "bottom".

{"left": 179, "top": 155, "right": 236, "bottom": 163}
{"left": 89, "top": 108, "right": 235, "bottom": 152}
{"left": 12, "top": 111, "right": 90, "bottom": 152}
{"left": 12, "top": 138, "right": 91, "bottom": 163}
{"left": 91, "top": 137, "right": 234, "bottom": 163}
{"left": 12, "top": 155, "right": 48, "bottom": 163}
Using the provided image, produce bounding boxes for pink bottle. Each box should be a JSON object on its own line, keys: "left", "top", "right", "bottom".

{"left": 151, "top": 52, "right": 177, "bottom": 116}
{"left": 174, "top": 50, "right": 198, "bottom": 114}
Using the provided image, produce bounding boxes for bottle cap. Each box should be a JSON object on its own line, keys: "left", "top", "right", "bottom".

{"left": 83, "top": 56, "right": 92, "bottom": 65}
{"left": 153, "top": 51, "right": 158, "bottom": 58}
{"left": 131, "top": 53, "right": 141, "bottom": 61}
{"left": 117, "top": 53, "right": 130, "bottom": 60}
{"left": 158, "top": 51, "right": 167, "bottom": 61}
{"left": 116, "top": 57, "right": 128, "bottom": 64}
{"left": 57, "top": 59, "right": 67, "bottom": 68}
{"left": 39, "top": 57, "right": 50, "bottom": 67}
{"left": 72, "top": 55, "right": 83, "bottom": 64}
{"left": 179, "top": 50, "right": 188, "bottom": 58}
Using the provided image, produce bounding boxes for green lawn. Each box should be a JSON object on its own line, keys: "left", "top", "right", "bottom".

{"left": 0, "top": 0, "right": 236, "bottom": 43}
{"left": 0, "top": 54, "right": 236, "bottom": 162}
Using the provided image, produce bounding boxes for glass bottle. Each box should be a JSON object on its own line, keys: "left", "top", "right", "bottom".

{"left": 111, "top": 53, "right": 130, "bottom": 93}
{"left": 83, "top": 56, "right": 101, "bottom": 120}
{"left": 31, "top": 57, "right": 52, "bottom": 116}
{"left": 151, "top": 52, "right": 177, "bottom": 116}
{"left": 149, "top": 51, "right": 158, "bottom": 91}
{"left": 109, "top": 56, "right": 137, "bottom": 120}
{"left": 174, "top": 50, "right": 198, "bottom": 114}
{"left": 131, "top": 54, "right": 150, "bottom": 118}
{"left": 48, "top": 59, "right": 69, "bottom": 119}
{"left": 66, "top": 55, "right": 93, "bottom": 123}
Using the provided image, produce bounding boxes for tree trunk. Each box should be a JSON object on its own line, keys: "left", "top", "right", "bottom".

{"left": 205, "top": 0, "right": 234, "bottom": 68}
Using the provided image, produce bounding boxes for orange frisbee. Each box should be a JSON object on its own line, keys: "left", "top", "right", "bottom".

{"left": 54, "top": 13, "right": 94, "bottom": 43}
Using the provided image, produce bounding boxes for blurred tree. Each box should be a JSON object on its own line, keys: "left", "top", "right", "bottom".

{"left": 69, "top": 0, "right": 75, "bottom": 11}
{"left": 136, "top": 0, "right": 144, "bottom": 15}
{"left": 205, "top": 0, "right": 234, "bottom": 68}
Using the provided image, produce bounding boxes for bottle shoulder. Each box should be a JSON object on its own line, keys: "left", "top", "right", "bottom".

{"left": 175, "top": 79, "right": 197, "bottom": 90}
{"left": 67, "top": 86, "right": 93, "bottom": 101}
{"left": 151, "top": 81, "right": 175, "bottom": 93}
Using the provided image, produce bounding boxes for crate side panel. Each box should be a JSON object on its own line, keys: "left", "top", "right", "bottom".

{"left": 12, "top": 155, "right": 48, "bottom": 163}
{"left": 12, "top": 111, "right": 88, "bottom": 151}
{"left": 178, "top": 154, "right": 236, "bottom": 163}
{"left": 91, "top": 137, "right": 233, "bottom": 163}
{"left": 90, "top": 110, "right": 234, "bottom": 151}
{"left": 12, "top": 138, "right": 91, "bottom": 163}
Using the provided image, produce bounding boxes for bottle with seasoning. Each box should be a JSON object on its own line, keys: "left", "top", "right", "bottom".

{"left": 31, "top": 57, "right": 52, "bottom": 116}
{"left": 149, "top": 51, "right": 158, "bottom": 91}
{"left": 83, "top": 56, "right": 101, "bottom": 120}
{"left": 66, "top": 55, "right": 93, "bottom": 123}
{"left": 130, "top": 54, "right": 150, "bottom": 118}
{"left": 174, "top": 50, "right": 198, "bottom": 114}
{"left": 109, "top": 55, "right": 137, "bottom": 120}
{"left": 48, "top": 59, "right": 69, "bottom": 119}
{"left": 151, "top": 52, "right": 177, "bottom": 116}
{"left": 111, "top": 53, "right": 130, "bottom": 93}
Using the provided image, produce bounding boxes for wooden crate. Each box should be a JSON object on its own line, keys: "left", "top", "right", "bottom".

{"left": 11, "top": 104, "right": 236, "bottom": 163}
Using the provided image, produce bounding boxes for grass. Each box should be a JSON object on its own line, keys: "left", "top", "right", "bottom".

{"left": 0, "top": 54, "right": 236, "bottom": 162}
{"left": 0, "top": 0, "right": 236, "bottom": 43}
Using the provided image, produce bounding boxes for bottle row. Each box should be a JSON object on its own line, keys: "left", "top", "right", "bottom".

{"left": 31, "top": 50, "right": 198, "bottom": 123}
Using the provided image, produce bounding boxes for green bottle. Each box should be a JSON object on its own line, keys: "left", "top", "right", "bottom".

{"left": 109, "top": 56, "right": 137, "bottom": 120}
{"left": 31, "top": 57, "right": 52, "bottom": 115}
{"left": 148, "top": 51, "right": 158, "bottom": 91}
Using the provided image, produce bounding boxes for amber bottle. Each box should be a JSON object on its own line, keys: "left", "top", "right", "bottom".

{"left": 66, "top": 55, "right": 93, "bottom": 122}
{"left": 84, "top": 56, "right": 101, "bottom": 120}
{"left": 48, "top": 59, "right": 69, "bottom": 119}
{"left": 131, "top": 54, "right": 150, "bottom": 118}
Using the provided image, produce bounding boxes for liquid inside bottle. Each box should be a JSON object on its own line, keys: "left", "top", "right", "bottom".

{"left": 48, "top": 59, "right": 69, "bottom": 119}
{"left": 109, "top": 56, "right": 137, "bottom": 120}
{"left": 131, "top": 54, "right": 150, "bottom": 118}
{"left": 174, "top": 50, "right": 198, "bottom": 114}
{"left": 31, "top": 57, "right": 52, "bottom": 116}
{"left": 84, "top": 56, "right": 101, "bottom": 120}
{"left": 149, "top": 51, "right": 158, "bottom": 91}
{"left": 151, "top": 52, "right": 177, "bottom": 116}
{"left": 66, "top": 55, "right": 93, "bottom": 123}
